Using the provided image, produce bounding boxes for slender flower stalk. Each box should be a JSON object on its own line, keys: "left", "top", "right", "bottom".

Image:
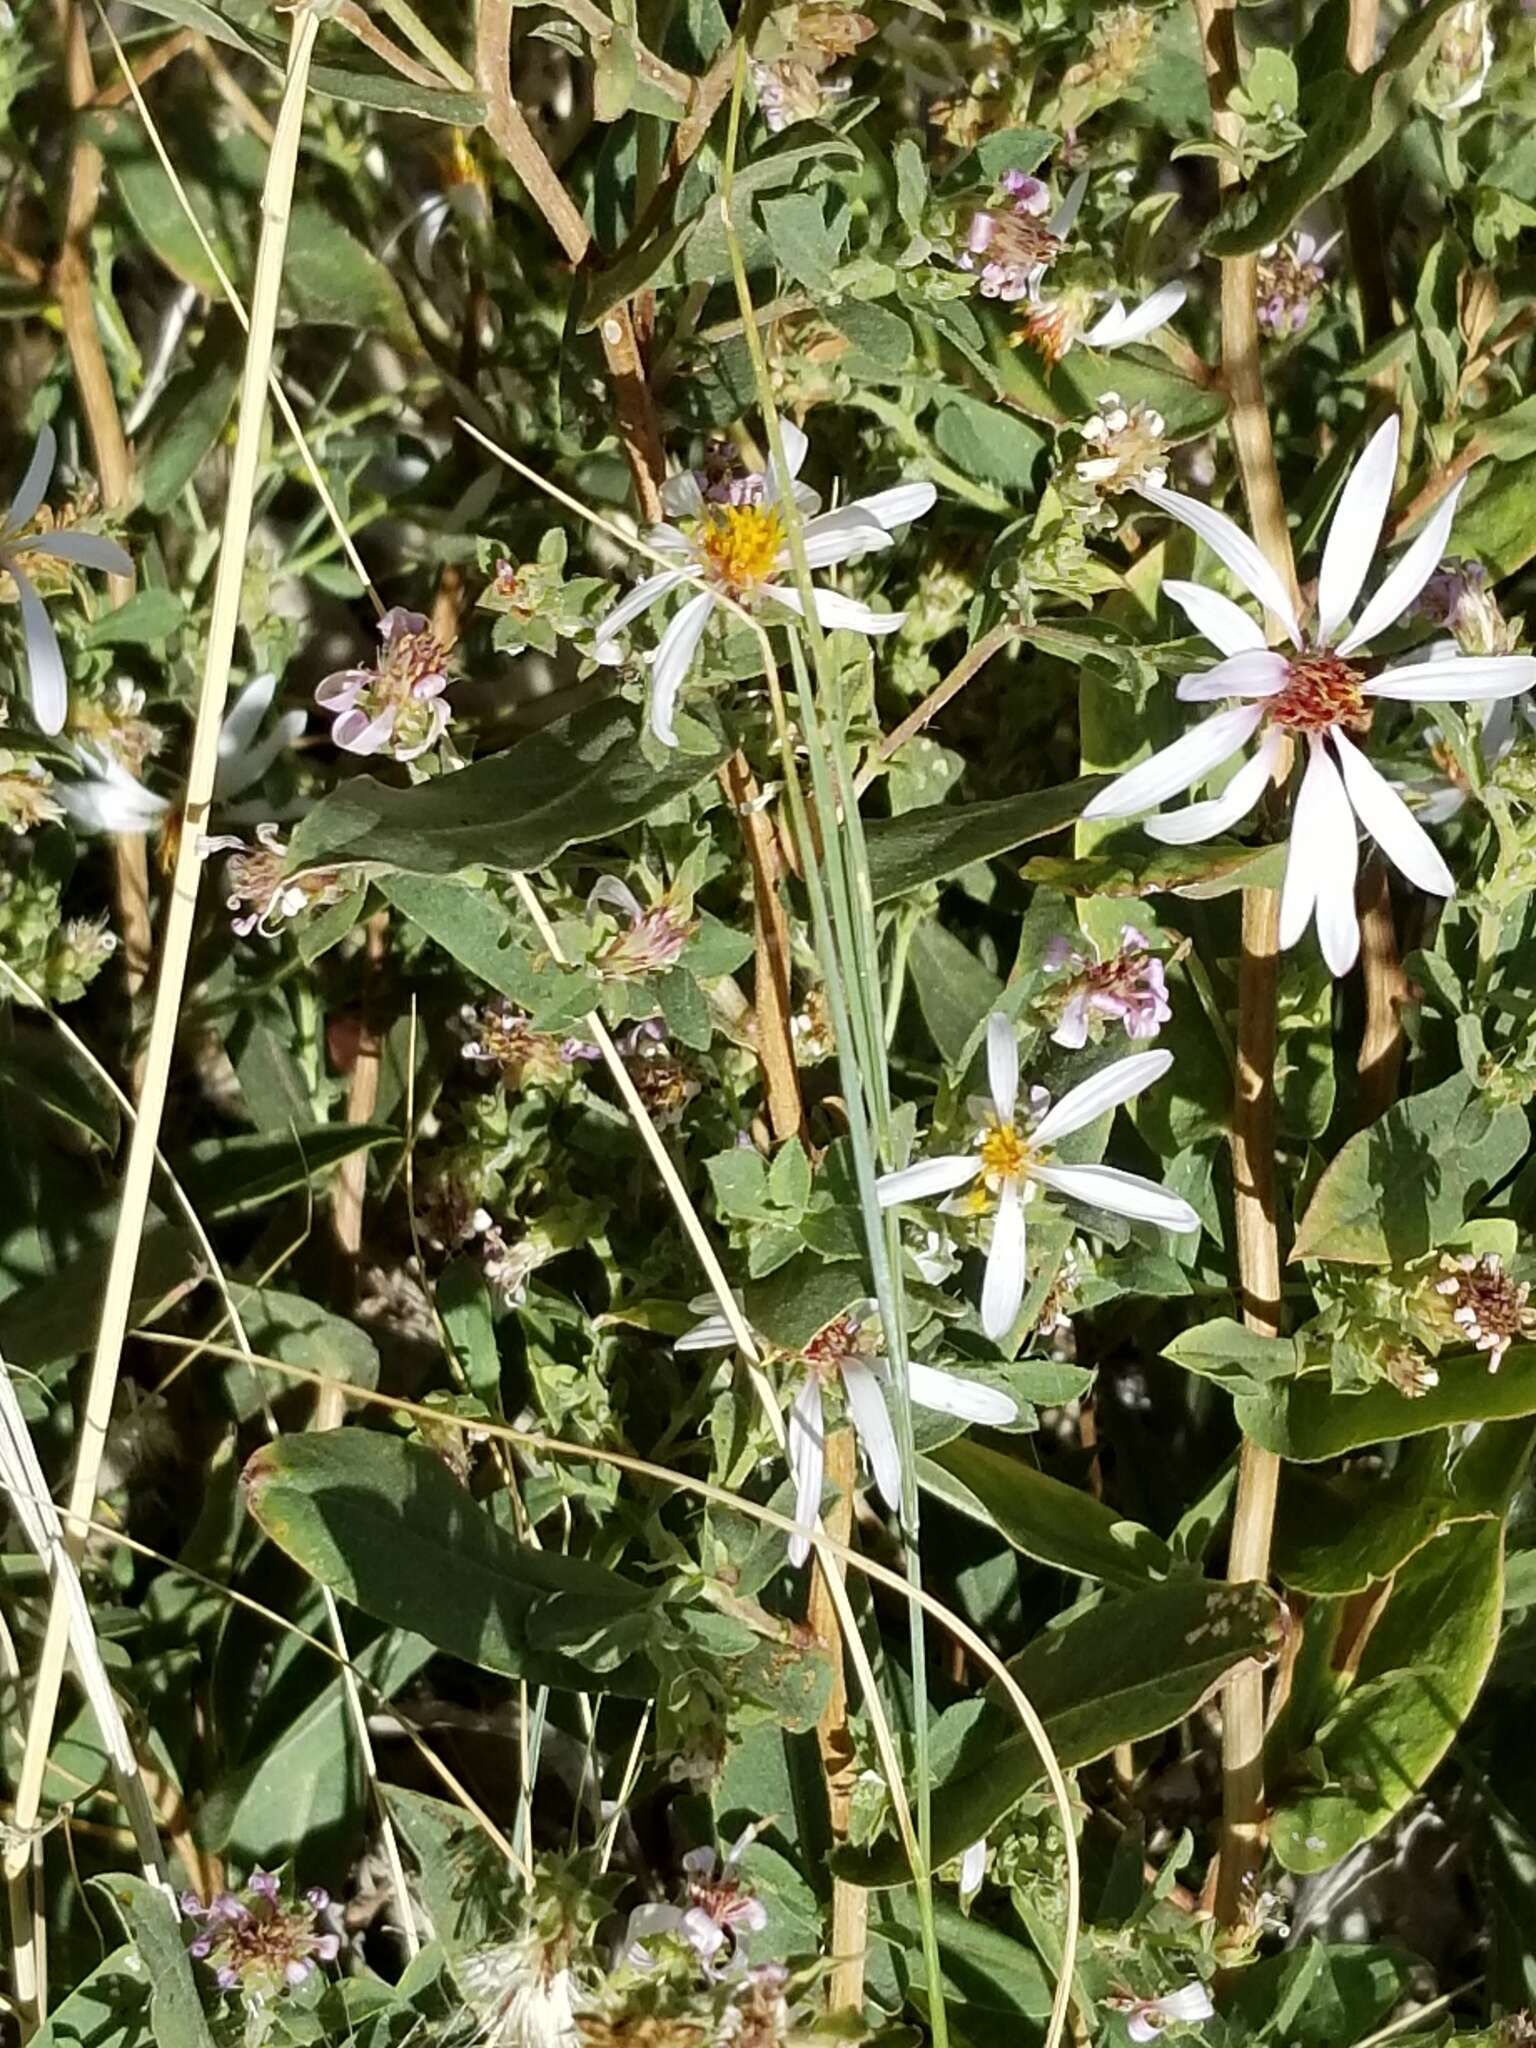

{"left": 876, "top": 1015, "right": 1199, "bottom": 1340}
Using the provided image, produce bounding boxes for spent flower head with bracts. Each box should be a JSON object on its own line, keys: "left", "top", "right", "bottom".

{"left": 877, "top": 1015, "right": 1200, "bottom": 1340}
{"left": 957, "top": 167, "right": 1085, "bottom": 303}
{"left": 591, "top": 422, "right": 936, "bottom": 747}
{"left": 1072, "top": 394, "right": 1170, "bottom": 500}
{"left": 1042, "top": 924, "right": 1172, "bottom": 1049}
{"left": 315, "top": 607, "right": 452, "bottom": 761}
{"left": 181, "top": 1871, "right": 340, "bottom": 1998}
{"left": 1255, "top": 230, "right": 1339, "bottom": 339}
{"left": 0, "top": 426, "right": 131, "bottom": 736}
{"left": 203, "top": 823, "right": 351, "bottom": 939}
{"left": 1434, "top": 1252, "right": 1536, "bottom": 1370}
{"left": 1081, "top": 416, "right": 1536, "bottom": 973}
{"left": 1416, "top": 558, "right": 1523, "bottom": 657}
{"left": 677, "top": 1300, "right": 1015, "bottom": 1566}
{"left": 587, "top": 875, "right": 697, "bottom": 977}
{"left": 1012, "top": 278, "right": 1188, "bottom": 369}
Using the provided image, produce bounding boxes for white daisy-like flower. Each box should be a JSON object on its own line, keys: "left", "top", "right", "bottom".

{"left": 1, "top": 426, "right": 132, "bottom": 736}
{"left": 876, "top": 1015, "right": 1199, "bottom": 1342}
{"left": 1116, "top": 1981, "right": 1216, "bottom": 2043}
{"left": 57, "top": 673, "right": 306, "bottom": 834}
{"left": 592, "top": 422, "right": 936, "bottom": 746}
{"left": 1081, "top": 416, "right": 1536, "bottom": 974}
{"left": 677, "top": 1298, "right": 1016, "bottom": 1567}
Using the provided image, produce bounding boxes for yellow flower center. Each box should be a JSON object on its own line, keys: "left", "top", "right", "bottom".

{"left": 979, "top": 1121, "right": 1031, "bottom": 1183}
{"left": 696, "top": 504, "right": 785, "bottom": 593}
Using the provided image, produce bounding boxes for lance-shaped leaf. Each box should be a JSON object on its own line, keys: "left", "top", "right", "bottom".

{"left": 864, "top": 778, "right": 1105, "bottom": 903}
{"left": 1239, "top": 1347, "right": 1536, "bottom": 1461}
{"left": 92, "top": 1876, "right": 216, "bottom": 2048}
{"left": 836, "top": 1576, "right": 1284, "bottom": 1884}
{"left": 1271, "top": 1518, "right": 1503, "bottom": 1873}
{"left": 287, "top": 700, "right": 726, "bottom": 876}
{"left": 923, "top": 1438, "right": 1172, "bottom": 1589}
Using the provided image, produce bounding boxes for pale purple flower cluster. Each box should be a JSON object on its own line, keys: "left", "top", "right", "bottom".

{"left": 182, "top": 1871, "right": 339, "bottom": 1996}
{"left": 959, "top": 171, "right": 1066, "bottom": 302}
{"left": 625, "top": 1833, "right": 769, "bottom": 1974}
{"left": 588, "top": 876, "right": 696, "bottom": 976}
{"left": 1042, "top": 925, "right": 1171, "bottom": 1049}
{"left": 315, "top": 607, "right": 451, "bottom": 761}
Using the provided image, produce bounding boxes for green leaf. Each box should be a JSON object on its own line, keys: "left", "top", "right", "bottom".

{"left": 907, "top": 920, "right": 1002, "bottom": 1067}
{"left": 288, "top": 700, "right": 727, "bottom": 876}
{"left": 1205, "top": 0, "right": 1464, "bottom": 256}
{"left": 242, "top": 1430, "right": 657, "bottom": 1693}
{"left": 118, "top": 0, "right": 267, "bottom": 62}
{"left": 864, "top": 777, "right": 1103, "bottom": 903}
{"left": 217, "top": 1286, "right": 379, "bottom": 1421}
{"left": 106, "top": 138, "right": 239, "bottom": 295}
{"left": 175, "top": 1123, "right": 398, "bottom": 1219}
{"left": 838, "top": 1577, "right": 1283, "bottom": 1883}
{"left": 1451, "top": 454, "right": 1536, "bottom": 580}
{"left": 379, "top": 874, "right": 593, "bottom": 1030}
{"left": 438, "top": 1259, "right": 502, "bottom": 1413}
{"left": 32, "top": 1945, "right": 150, "bottom": 2048}
{"left": 0, "top": 1220, "right": 194, "bottom": 1368}
{"left": 1161, "top": 1317, "right": 1300, "bottom": 1395}
{"left": 1023, "top": 838, "right": 1288, "bottom": 900}
{"left": 1272, "top": 1519, "right": 1503, "bottom": 1872}
{"left": 830, "top": 299, "right": 914, "bottom": 369}
{"left": 81, "top": 585, "right": 189, "bottom": 646}
{"left": 932, "top": 395, "right": 1045, "bottom": 489}
{"left": 284, "top": 202, "right": 417, "bottom": 351}
{"left": 139, "top": 315, "right": 242, "bottom": 515}
{"left": 923, "top": 1438, "right": 1172, "bottom": 1590}
{"left": 744, "top": 1252, "right": 866, "bottom": 1352}
{"left": 759, "top": 190, "right": 844, "bottom": 294}
{"left": 305, "top": 62, "right": 486, "bottom": 125}
{"left": 1272, "top": 1439, "right": 1492, "bottom": 1596}
{"left": 1290, "top": 1073, "right": 1528, "bottom": 1265}
{"left": 93, "top": 1875, "right": 215, "bottom": 2048}
{"left": 1237, "top": 1347, "right": 1536, "bottom": 1461}
{"left": 0, "top": 1030, "right": 120, "bottom": 1151}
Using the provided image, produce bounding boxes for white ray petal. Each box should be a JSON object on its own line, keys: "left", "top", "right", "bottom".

{"left": 959, "top": 1839, "right": 987, "bottom": 1903}
{"left": 1144, "top": 728, "right": 1283, "bottom": 845}
{"left": 795, "top": 506, "right": 893, "bottom": 567}
{"left": 1080, "top": 703, "right": 1265, "bottom": 820}
{"left": 57, "top": 756, "right": 168, "bottom": 835}
{"left": 1140, "top": 484, "right": 1301, "bottom": 644}
{"left": 674, "top": 1314, "right": 739, "bottom": 1353}
{"left": 1174, "top": 650, "right": 1289, "bottom": 702}
{"left": 1164, "top": 577, "right": 1266, "bottom": 657}
{"left": 1317, "top": 415, "right": 1400, "bottom": 641}
{"left": 877, "top": 1154, "right": 982, "bottom": 1207}
{"left": 23, "top": 529, "right": 132, "bottom": 575}
{"left": 841, "top": 1357, "right": 902, "bottom": 1512}
{"left": 765, "top": 419, "right": 810, "bottom": 506}
{"left": 908, "top": 1361, "right": 1019, "bottom": 1425}
{"left": 1031, "top": 1160, "right": 1200, "bottom": 1232}
{"left": 593, "top": 569, "right": 686, "bottom": 648}
{"left": 986, "top": 1011, "right": 1018, "bottom": 1123}
{"left": 216, "top": 707, "right": 305, "bottom": 799}
{"left": 772, "top": 584, "right": 906, "bottom": 635}
{"left": 1156, "top": 1983, "right": 1216, "bottom": 2026}
{"left": 647, "top": 591, "right": 713, "bottom": 747}
{"left": 5, "top": 426, "right": 56, "bottom": 533}
{"left": 1033, "top": 1048, "right": 1174, "bottom": 1146}
{"left": 13, "top": 566, "right": 67, "bottom": 735}
{"left": 1085, "top": 279, "right": 1186, "bottom": 347}
{"left": 1366, "top": 653, "right": 1536, "bottom": 702}
{"left": 659, "top": 471, "right": 705, "bottom": 519}
{"left": 1279, "top": 736, "right": 1357, "bottom": 964}
{"left": 1332, "top": 730, "right": 1454, "bottom": 898}
{"left": 1338, "top": 477, "right": 1470, "bottom": 654}
{"left": 853, "top": 480, "right": 938, "bottom": 531}
{"left": 221, "top": 672, "right": 277, "bottom": 757}
{"left": 980, "top": 1180, "right": 1027, "bottom": 1341}
{"left": 788, "top": 1372, "right": 824, "bottom": 1568}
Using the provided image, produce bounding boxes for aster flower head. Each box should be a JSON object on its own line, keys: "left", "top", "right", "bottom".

{"left": 1434, "top": 1251, "right": 1535, "bottom": 1371}
{"left": 203, "top": 822, "right": 351, "bottom": 939}
{"left": 958, "top": 167, "right": 1085, "bottom": 303}
{"left": 1073, "top": 394, "right": 1170, "bottom": 499}
{"left": 1255, "top": 230, "right": 1339, "bottom": 339}
{"left": 877, "top": 1015, "right": 1200, "bottom": 1341}
{"left": 0, "top": 426, "right": 132, "bottom": 736}
{"left": 1081, "top": 417, "right": 1536, "bottom": 973}
{"left": 587, "top": 875, "right": 696, "bottom": 977}
{"left": 316, "top": 607, "right": 451, "bottom": 761}
{"left": 676, "top": 1298, "right": 1016, "bottom": 1566}
{"left": 625, "top": 1831, "right": 768, "bottom": 1974}
{"left": 1415, "top": 557, "right": 1522, "bottom": 657}
{"left": 1013, "top": 278, "right": 1187, "bottom": 368}
{"left": 1042, "top": 924, "right": 1172, "bottom": 1048}
{"left": 591, "top": 421, "right": 936, "bottom": 747}
{"left": 181, "top": 1872, "right": 339, "bottom": 1998}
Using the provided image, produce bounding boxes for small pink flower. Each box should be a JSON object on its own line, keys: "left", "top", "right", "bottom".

{"left": 1043, "top": 925, "right": 1172, "bottom": 1049}
{"left": 316, "top": 607, "right": 451, "bottom": 761}
{"left": 958, "top": 169, "right": 1077, "bottom": 302}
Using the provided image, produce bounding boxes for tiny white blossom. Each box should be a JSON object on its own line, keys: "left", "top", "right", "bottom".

{"left": 1119, "top": 1980, "right": 1216, "bottom": 2043}
{"left": 1082, "top": 416, "right": 1536, "bottom": 974}
{"left": 877, "top": 1015, "right": 1199, "bottom": 1342}
{"left": 592, "top": 423, "right": 935, "bottom": 746}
